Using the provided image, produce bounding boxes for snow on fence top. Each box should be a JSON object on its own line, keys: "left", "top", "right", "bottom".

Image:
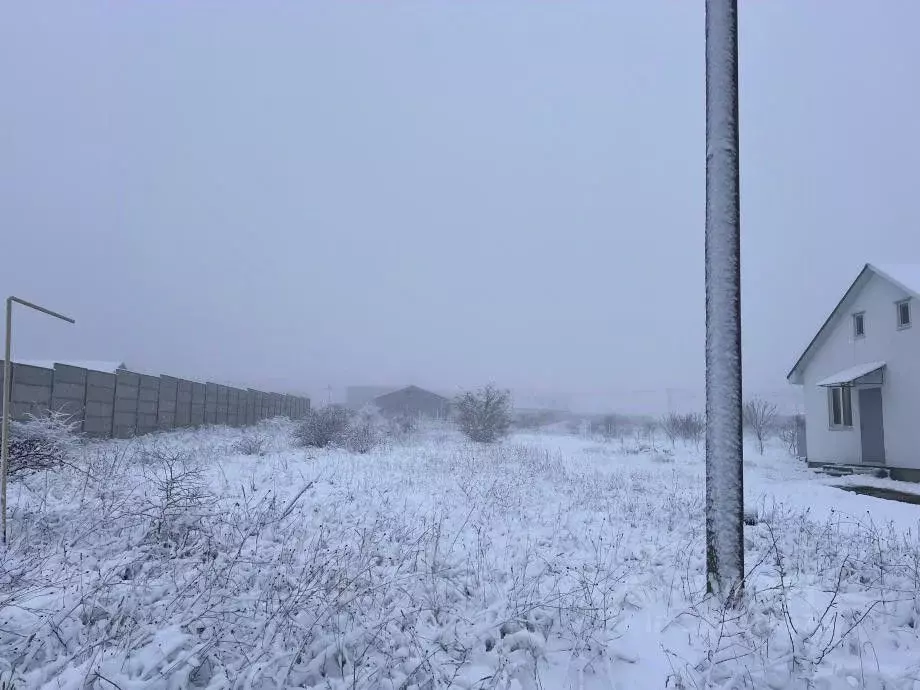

{"left": 15, "top": 359, "right": 127, "bottom": 374}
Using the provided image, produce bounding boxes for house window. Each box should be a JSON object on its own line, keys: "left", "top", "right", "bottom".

{"left": 897, "top": 299, "right": 911, "bottom": 329}
{"left": 853, "top": 312, "right": 865, "bottom": 338}
{"left": 828, "top": 386, "right": 853, "bottom": 428}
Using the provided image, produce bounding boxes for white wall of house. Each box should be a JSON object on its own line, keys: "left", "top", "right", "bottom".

{"left": 802, "top": 273, "right": 920, "bottom": 469}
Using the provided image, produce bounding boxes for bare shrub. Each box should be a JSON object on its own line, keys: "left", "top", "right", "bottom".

{"left": 743, "top": 397, "right": 778, "bottom": 454}
{"left": 641, "top": 419, "right": 658, "bottom": 446}
{"left": 660, "top": 412, "right": 705, "bottom": 448}
{"left": 293, "top": 405, "right": 350, "bottom": 448}
{"left": 595, "top": 414, "right": 625, "bottom": 441}
{"left": 139, "top": 444, "right": 214, "bottom": 541}
{"left": 7, "top": 410, "right": 81, "bottom": 478}
{"left": 232, "top": 432, "right": 269, "bottom": 456}
{"left": 453, "top": 385, "right": 512, "bottom": 443}
{"left": 778, "top": 414, "right": 804, "bottom": 458}
{"left": 390, "top": 411, "right": 418, "bottom": 439}
{"left": 344, "top": 405, "right": 388, "bottom": 454}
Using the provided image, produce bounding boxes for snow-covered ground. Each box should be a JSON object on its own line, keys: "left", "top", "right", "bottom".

{"left": 2, "top": 421, "right": 919, "bottom": 689}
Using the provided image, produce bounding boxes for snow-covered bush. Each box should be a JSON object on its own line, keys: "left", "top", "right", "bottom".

{"left": 453, "top": 384, "right": 512, "bottom": 443}
{"left": 232, "top": 431, "right": 268, "bottom": 456}
{"left": 293, "top": 405, "right": 350, "bottom": 448}
{"left": 344, "top": 404, "right": 388, "bottom": 454}
{"left": 6, "top": 410, "right": 81, "bottom": 479}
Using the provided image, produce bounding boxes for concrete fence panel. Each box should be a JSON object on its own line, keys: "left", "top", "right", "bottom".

{"left": 247, "top": 389, "right": 259, "bottom": 425}
{"left": 113, "top": 370, "right": 140, "bottom": 438}
{"left": 257, "top": 391, "right": 268, "bottom": 420}
{"left": 251, "top": 391, "right": 262, "bottom": 421}
{"left": 84, "top": 370, "right": 116, "bottom": 437}
{"left": 2, "top": 361, "right": 309, "bottom": 439}
{"left": 51, "top": 364, "right": 87, "bottom": 425}
{"left": 240, "top": 389, "right": 250, "bottom": 425}
{"left": 3, "top": 363, "right": 54, "bottom": 422}
{"left": 176, "top": 379, "right": 193, "bottom": 428}
{"left": 191, "top": 382, "right": 206, "bottom": 426}
{"left": 249, "top": 390, "right": 259, "bottom": 421}
{"left": 136, "top": 374, "right": 160, "bottom": 435}
{"left": 227, "top": 387, "right": 240, "bottom": 427}
{"left": 157, "top": 376, "right": 178, "bottom": 431}
{"left": 215, "top": 385, "right": 229, "bottom": 424}
{"left": 237, "top": 389, "right": 249, "bottom": 427}
{"left": 237, "top": 388, "right": 247, "bottom": 426}
{"left": 205, "top": 382, "right": 218, "bottom": 425}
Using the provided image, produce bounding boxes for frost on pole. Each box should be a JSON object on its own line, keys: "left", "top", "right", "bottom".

{"left": 705, "top": 0, "right": 744, "bottom": 600}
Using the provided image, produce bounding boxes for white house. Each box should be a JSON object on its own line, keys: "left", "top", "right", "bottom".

{"left": 787, "top": 264, "right": 920, "bottom": 480}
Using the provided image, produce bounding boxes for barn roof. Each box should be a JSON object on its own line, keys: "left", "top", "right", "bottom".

{"left": 373, "top": 385, "right": 449, "bottom": 403}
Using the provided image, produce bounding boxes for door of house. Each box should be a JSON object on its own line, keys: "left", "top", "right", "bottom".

{"left": 858, "top": 387, "right": 886, "bottom": 465}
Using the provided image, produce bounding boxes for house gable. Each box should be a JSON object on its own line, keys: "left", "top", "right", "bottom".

{"left": 787, "top": 264, "right": 920, "bottom": 384}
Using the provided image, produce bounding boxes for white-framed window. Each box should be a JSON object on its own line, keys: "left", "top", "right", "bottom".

{"left": 828, "top": 386, "right": 853, "bottom": 428}
{"left": 853, "top": 312, "right": 865, "bottom": 338}
{"left": 897, "top": 299, "right": 911, "bottom": 329}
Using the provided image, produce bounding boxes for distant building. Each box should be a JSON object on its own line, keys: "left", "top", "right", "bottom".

{"left": 346, "top": 385, "right": 400, "bottom": 410}
{"left": 372, "top": 385, "right": 450, "bottom": 419}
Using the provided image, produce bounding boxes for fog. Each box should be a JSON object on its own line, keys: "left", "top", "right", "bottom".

{"left": 2, "top": 1, "right": 918, "bottom": 414}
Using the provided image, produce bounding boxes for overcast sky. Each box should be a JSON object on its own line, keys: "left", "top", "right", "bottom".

{"left": 2, "top": 2, "right": 918, "bottom": 412}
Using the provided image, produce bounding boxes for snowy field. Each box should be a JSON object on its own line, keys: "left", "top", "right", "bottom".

{"left": 2, "top": 420, "right": 919, "bottom": 689}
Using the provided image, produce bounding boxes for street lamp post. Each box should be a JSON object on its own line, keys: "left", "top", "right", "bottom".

{"left": 1, "top": 297, "right": 75, "bottom": 545}
{"left": 705, "top": 0, "right": 744, "bottom": 600}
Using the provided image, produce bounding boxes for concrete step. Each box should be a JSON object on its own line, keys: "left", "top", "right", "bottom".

{"left": 814, "top": 464, "right": 889, "bottom": 479}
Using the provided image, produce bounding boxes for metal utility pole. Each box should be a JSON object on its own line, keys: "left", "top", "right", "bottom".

{"left": 704, "top": 0, "right": 744, "bottom": 600}
{"left": 2, "top": 297, "right": 75, "bottom": 545}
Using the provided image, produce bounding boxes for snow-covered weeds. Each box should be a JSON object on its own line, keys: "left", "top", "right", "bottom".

{"left": 7, "top": 410, "right": 82, "bottom": 478}
{"left": 0, "top": 425, "right": 917, "bottom": 688}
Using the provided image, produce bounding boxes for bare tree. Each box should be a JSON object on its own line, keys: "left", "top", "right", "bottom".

{"left": 743, "top": 397, "right": 777, "bottom": 454}
{"left": 659, "top": 412, "right": 705, "bottom": 449}
{"left": 683, "top": 412, "right": 705, "bottom": 449}
{"left": 453, "top": 385, "right": 512, "bottom": 443}
{"left": 660, "top": 414, "right": 680, "bottom": 447}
